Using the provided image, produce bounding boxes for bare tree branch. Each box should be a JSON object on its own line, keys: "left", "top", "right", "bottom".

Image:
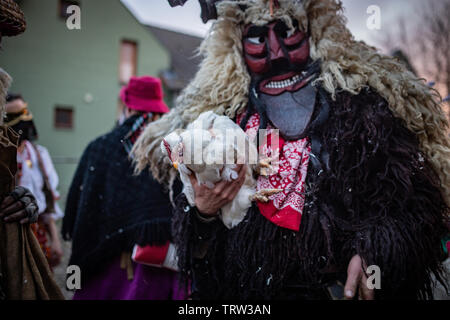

{"left": 377, "top": 0, "right": 450, "bottom": 121}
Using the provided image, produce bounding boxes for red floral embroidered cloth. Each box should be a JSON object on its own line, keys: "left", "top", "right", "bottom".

{"left": 239, "top": 113, "right": 311, "bottom": 231}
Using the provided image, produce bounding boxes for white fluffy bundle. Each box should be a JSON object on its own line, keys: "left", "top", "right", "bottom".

{"left": 161, "top": 111, "right": 258, "bottom": 229}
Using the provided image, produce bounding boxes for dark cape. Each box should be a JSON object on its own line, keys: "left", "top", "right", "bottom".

{"left": 62, "top": 116, "right": 180, "bottom": 281}
{"left": 173, "top": 88, "right": 449, "bottom": 300}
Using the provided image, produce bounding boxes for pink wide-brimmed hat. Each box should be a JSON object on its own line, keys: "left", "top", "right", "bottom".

{"left": 119, "top": 76, "right": 170, "bottom": 114}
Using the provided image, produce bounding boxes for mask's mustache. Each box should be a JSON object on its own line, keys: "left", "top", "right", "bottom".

{"left": 253, "top": 58, "right": 320, "bottom": 91}
{"left": 253, "top": 59, "right": 302, "bottom": 88}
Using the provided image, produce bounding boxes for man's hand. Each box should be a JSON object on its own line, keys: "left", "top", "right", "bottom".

{"left": 189, "top": 164, "right": 247, "bottom": 216}
{"left": 0, "top": 186, "right": 39, "bottom": 224}
{"left": 344, "top": 255, "right": 375, "bottom": 300}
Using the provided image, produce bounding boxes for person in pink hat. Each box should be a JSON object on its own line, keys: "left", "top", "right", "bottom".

{"left": 117, "top": 76, "right": 170, "bottom": 126}
{"left": 62, "top": 76, "right": 187, "bottom": 300}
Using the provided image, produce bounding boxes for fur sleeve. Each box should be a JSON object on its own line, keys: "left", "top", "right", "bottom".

{"left": 172, "top": 193, "right": 227, "bottom": 299}
{"left": 316, "top": 89, "right": 449, "bottom": 299}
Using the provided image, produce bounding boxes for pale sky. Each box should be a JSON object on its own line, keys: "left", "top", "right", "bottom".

{"left": 121, "top": 0, "right": 423, "bottom": 47}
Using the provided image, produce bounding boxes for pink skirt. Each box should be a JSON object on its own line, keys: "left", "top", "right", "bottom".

{"left": 73, "top": 255, "right": 188, "bottom": 300}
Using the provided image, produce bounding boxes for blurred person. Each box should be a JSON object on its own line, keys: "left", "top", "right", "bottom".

{"left": 62, "top": 76, "right": 186, "bottom": 300}
{"left": 5, "top": 94, "right": 64, "bottom": 269}
{"left": 0, "top": 0, "right": 63, "bottom": 300}
{"left": 0, "top": 90, "right": 40, "bottom": 227}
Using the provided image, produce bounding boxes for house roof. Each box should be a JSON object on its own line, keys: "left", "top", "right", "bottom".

{"left": 147, "top": 25, "right": 203, "bottom": 91}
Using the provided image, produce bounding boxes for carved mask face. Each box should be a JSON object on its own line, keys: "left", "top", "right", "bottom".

{"left": 243, "top": 20, "right": 310, "bottom": 96}
{"left": 241, "top": 19, "right": 323, "bottom": 142}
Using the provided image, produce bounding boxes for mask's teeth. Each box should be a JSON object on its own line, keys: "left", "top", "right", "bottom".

{"left": 265, "top": 74, "right": 304, "bottom": 89}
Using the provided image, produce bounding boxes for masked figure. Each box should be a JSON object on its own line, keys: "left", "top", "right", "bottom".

{"left": 134, "top": 0, "right": 450, "bottom": 300}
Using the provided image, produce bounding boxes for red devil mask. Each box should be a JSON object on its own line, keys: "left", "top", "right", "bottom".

{"left": 241, "top": 19, "right": 322, "bottom": 142}
{"left": 243, "top": 20, "right": 310, "bottom": 96}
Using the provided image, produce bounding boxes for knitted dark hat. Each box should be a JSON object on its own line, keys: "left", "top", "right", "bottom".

{"left": 0, "top": 0, "right": 26, "bottom": 37}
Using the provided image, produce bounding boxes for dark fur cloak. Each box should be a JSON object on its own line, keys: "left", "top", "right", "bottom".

{"left": 173, "top": 88, "right": 449, "bottom": 300}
